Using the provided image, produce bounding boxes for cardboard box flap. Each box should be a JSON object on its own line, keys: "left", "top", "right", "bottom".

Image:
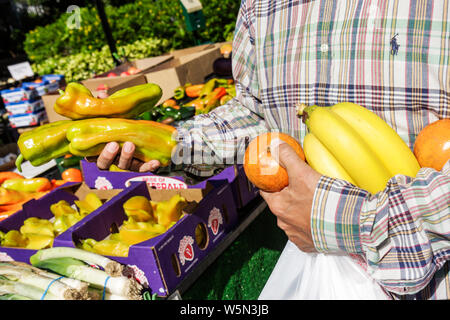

{"left": 146, "top": 181, "right": 214, "bottom": 203}
{"left": 59, "top": 181, "right": 122, "bottom": 201}
{"left": 81, "top": 74, "right": 147, "bottom": 96}
{"left": 96, "top": 55, "right": 174, "bottom": 78}
{"left": 168, "top": 43, "right": 216, "bottom": 60}
{"left": 133, "top": 55, "right": 174, "bottom": 74}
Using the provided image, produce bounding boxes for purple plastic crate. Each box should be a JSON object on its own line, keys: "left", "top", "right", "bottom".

{"left": 81, "top": 160, "right": 259, "bottom": 209}
{"left": 0, "top": 182, "right": 114, "bottom": 264}
{"left": 0, "top": 188, "right": 79, "bottom": 263}
{"left": 53, "top": 180, "right": 239, "bottom": 297}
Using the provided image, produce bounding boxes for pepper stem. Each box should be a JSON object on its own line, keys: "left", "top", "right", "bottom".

{"left": 15, "top": 154, "right": 24, "bottom": 173}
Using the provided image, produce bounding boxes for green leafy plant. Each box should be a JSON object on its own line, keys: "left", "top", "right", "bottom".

{"left": 23, "top": 0, "right": 239, "bottom": 64}
{"left": 32, "top": 37, "right": 170, "bottom": 82}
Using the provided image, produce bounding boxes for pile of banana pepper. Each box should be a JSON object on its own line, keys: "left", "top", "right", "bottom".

{"left": 147, "top": 78, "right": 236, "bottom": 125}
{"left": 15, "top": 82, "right": 178, "bottom": 173}
{"left": 0, "top": 172, "right": 65, "bottom": 221}
{"left": 79, "top": 194, "right": 189, "bottom": 257}
{"left": 0, "top": 192, "right": 103, "bottom": 249}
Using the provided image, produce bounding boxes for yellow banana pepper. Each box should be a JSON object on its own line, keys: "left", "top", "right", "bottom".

{"left": 154, "top": 194, "right": 187, "bottom": 228}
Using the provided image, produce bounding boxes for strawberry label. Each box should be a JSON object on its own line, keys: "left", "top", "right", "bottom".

{"left": 123, "top": 264, "right": 149, "bottom": 287}
{"left": 208, "top": 207, "right": 223, "bottom": 236}
{"left": 94, "top": 176, "right": 113, "bottom": 190}
{"left": 178, "top": 236, "right": 195, "bottom": 266}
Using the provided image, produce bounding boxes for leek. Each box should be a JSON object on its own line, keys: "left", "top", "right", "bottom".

{"left": 88, "top": 287, "right": 130, "bottom": 300}
{"left": 7, "top": 261, "right": 89, "bottom": 296}
{"left": 0, "top": 293, "right": 32, "bottom": 300}
{"left": 0, "top": 277, "right": 59, "bottom": 300}
{"left": 30, "top": 247, "right": 123, "bottom": 277}
{"left": 0, "top": 263, "right": 81, "bottom": 300}
{"left": 32, "top": 257, "right": 142, "bottom": 300}
{"left": 7, "top": 261, "right": 89, "bottom": 298}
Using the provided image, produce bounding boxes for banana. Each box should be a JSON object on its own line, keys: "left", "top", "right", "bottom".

{"left": 305, "top": 106, "right": 392, "bottom": 194}
{"left": 303, "top": 133, "right": 357, "bottom": 185}
{"left": 330, "top": 102, "right": 420, "bottom": 178}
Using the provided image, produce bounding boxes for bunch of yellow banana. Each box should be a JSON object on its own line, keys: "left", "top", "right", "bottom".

{"left": 298, "top": 102, "right": 420, "bottom": 194}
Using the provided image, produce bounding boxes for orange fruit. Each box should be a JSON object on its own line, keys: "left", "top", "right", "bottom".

{"left": 243, "top": 132, "right": 305, "bottom": 192}
{"left": 413, "top": 119, "right": 450, "bottom": 171}
{"left": 61, "top": 168, "right": 83, "bottom": 182}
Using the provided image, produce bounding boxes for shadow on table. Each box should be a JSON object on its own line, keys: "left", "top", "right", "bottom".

{"left": 182, "top": 206, "right": 288, "bottom": 300}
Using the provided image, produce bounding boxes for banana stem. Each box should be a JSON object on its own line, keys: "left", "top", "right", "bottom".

{"left": 296, "top": 103, "right": 308, "bottom": 116}
{"left": 296, "top": 103, "right": 312, "bottom": 125}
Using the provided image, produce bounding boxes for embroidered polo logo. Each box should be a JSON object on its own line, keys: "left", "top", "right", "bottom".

{"left": 390, "top": 33, "right": 400, "bottom": 56}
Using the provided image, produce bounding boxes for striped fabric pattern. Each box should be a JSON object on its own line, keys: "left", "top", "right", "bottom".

{"left": 312, "top": 161, "right": 450, "bottom": 299}
{"left": 173, "top": 0, "right": 450, "bottom": 299}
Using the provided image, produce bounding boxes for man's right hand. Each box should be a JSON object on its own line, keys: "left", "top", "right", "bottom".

{"left": 96, "top": 141, "right": 161, "bottom": 172}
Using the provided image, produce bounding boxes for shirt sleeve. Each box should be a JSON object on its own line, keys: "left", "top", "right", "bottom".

{"left": 172, "top": 1, "right": 268, "bottom": 167}
{"left": 310, "top": 160, "right": 450, "bottom": 296}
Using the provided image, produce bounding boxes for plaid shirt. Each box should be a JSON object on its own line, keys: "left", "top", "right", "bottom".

{"left": 174, "top": 0, "right": 450, "bottom": 299}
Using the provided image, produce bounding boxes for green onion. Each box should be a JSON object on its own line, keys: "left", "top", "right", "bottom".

{"left": 88, "top": 287, "right": 130, "bottom": 300}
{"left": 30, "top": 247, "right": 124, "bottom": 277}
{"left": 32, "top": 257, "right": 142, "bottom": 300}
{"left": 0, "top": 277, "right": 59, "bottom": 300}
{"left": 7, "top": 261, "right": 89, "bottom": 298}
{"left": 0, "top": 263, "right": 81, "bottom": 300}
{"left": 0, "top": 293, "right": 33, "bottom": 300}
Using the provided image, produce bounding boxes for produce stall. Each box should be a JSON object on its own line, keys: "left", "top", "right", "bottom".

{"left": 0, "top": 32, "right": 446, "bottom": 302}
{"left": 0, "top": 41, "right": 284, "bottom": 300}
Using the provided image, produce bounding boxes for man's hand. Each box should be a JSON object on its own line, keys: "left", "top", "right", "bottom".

{"left": 259, "top": 140, "right": 322, "bottom": 253}
{"left": 96, "top": 141, "right": 161, "bottom": 172}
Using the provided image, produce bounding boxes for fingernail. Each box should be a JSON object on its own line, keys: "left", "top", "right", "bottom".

{"left": 106, "top": 142, "right": 118, "bottom": 153}
{"left": 123, "top": 142, "right": 133, "bottom": 153}
{"left": 149, "top": 160, "right": 159, "bottom": 171}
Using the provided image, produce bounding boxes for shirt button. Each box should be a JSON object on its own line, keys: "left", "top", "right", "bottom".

{"left": 320, "top": 43, "right": 329, "bottom": 53}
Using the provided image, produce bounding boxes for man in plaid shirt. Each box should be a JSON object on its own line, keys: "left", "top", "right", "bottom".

{"left": 97, "top": 0, "right": 449, "bottom": 299}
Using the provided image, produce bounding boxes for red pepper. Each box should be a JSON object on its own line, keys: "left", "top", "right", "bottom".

{"left": 185, "top": 84, "right": 205, "bottom": 98}
{"left": 212, "top": 87, "right": 227, "bottom": 100}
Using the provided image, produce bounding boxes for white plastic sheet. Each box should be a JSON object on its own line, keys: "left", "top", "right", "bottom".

{"left": 259, "top": 241, "right": 390, "bottom": 300}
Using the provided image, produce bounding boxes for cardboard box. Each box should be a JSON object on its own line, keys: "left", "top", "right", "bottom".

{"left": 168, "top": 43, "right": 219, "bottom": 60}
{"left": 81, "top": 160, "right": 259, "bottom": 210}
{"left": 96, "top": 55, "right": 173, "bottom": 78}
{"left": 41, "top": 92, "right": 67, "bottom": 122}
{"left": 53, "top": 180, "right": 239, "bottom": 297}
{"left": 81, "top": 74, "right": 148, "bottom": 97}
{"left": 94, "top": 43, "right": 225, "bottom": 80}
{"left": 0, "top": 182, "right": 122, "bottom": 264}
{"left": 144, "top": 45, "right": 224, "bottom": 103}
{"left": 82, "top": 160, "right": 233, "bottom": 190}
